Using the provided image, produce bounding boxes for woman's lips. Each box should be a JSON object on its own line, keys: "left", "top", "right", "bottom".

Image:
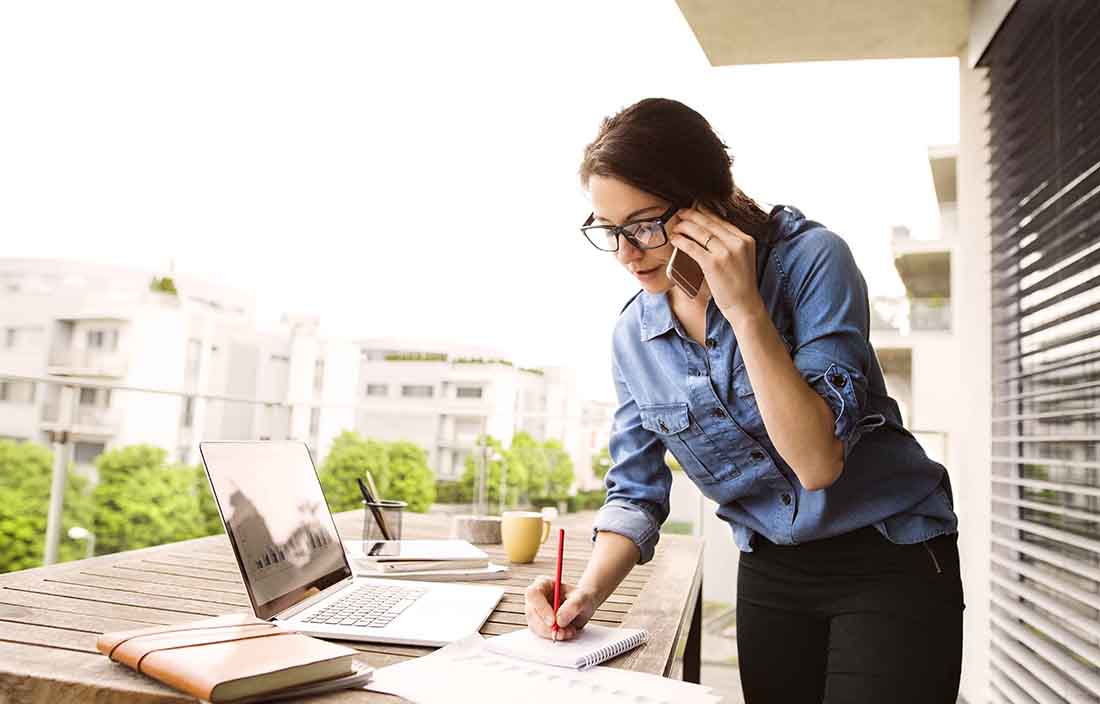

{"left": 635, "top": 265, "right": 662, "bottom": 280}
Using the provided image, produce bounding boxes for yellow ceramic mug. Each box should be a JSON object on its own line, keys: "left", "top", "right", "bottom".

{"left": 501, "top": 511, "right": 551, "bottom": 563}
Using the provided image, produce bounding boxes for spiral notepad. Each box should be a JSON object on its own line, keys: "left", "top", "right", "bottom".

{"left": 483, "top": 624, "right": 648, "bottom": 670}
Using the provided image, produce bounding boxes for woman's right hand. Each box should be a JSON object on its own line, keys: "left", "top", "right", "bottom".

{"left": 523, "top": 576, "right": 597, "bottom": 641}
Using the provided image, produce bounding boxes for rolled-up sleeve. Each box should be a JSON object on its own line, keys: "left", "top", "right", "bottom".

{"left": 781, "top": 229, "right": 885, "bottom": 458}
{"left": 591, "top": 355, "right": 672, "bottom": 564}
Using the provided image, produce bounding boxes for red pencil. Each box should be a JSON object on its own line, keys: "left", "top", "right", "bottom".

{"left": 551, "top": 528, "right": 564, "bottom": 641}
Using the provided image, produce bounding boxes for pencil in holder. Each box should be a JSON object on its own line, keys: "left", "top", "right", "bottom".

{"left": 362, "top": 499, "right": 406, "bottom": 543}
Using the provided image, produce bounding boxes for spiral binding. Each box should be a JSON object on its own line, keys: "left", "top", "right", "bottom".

{"left": 580, "top": 630, "right": 648, "bottom": 670}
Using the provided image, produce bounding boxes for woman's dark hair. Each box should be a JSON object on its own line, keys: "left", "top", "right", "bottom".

{"left": 579, "top": 98, "right": 770, "bottom": 242}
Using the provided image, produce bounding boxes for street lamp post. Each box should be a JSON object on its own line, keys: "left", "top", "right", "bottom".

{"left": 67, "top": 526, "right": 95, "bottom": 560}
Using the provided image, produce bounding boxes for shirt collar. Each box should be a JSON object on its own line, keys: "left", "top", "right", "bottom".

{"left": 639, "top": 290, "right": 676, "bottom": 341}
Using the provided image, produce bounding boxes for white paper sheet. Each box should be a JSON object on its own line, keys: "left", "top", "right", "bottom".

{"left": 365, "top": 633, "right": 723, "bottom": 704}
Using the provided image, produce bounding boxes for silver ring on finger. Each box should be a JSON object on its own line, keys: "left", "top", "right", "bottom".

{"left": 704, "top": 234, "right": 714, "bottom": 250}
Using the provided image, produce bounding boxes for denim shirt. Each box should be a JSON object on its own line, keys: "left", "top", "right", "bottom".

{"left": 593, "top": 205, "right": 958, "bottom": 563}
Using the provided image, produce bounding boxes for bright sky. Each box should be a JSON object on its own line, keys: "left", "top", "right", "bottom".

{"left": 0, "top": 1, "right": 959, "bottom": 402}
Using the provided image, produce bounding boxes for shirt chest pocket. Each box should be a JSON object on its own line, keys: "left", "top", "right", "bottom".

{"left": 732, "top": 364, "right": 767, "bottom": 437}
{"left": 639, "top": 402, "right": 741, "bottom": 485}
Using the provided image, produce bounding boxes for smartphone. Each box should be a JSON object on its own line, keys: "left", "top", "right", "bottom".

{"left": 666, "top": 243, "right": 704, "bottom": 298}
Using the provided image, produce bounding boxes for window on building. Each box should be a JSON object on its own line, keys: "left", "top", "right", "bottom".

{"left": 73, "top": 442, "right": 105, "bottom": 465}
{"left": 362, "top": 348, "right": 388, "bottom": 361}
{"left": 401, "top": 385, "right": 434, "bottom": 399}
{"left": 365, "top": 384, "right": 388, "bottom": 397}
{"left": 456, "top": 386, "right": 484, "bottom": 399}
{"left": 453, "top": 450, "right": 470, "bottom": 475}
{"left": 309, "top": 407, "right": 321, "bottom": 434}
{"left": 180, "top": 396, "right": 195, "bottom": 428}
{"left": 186, "top": 339, "right": 202, "bottom": 380}
{"left": 0, "top": 382, "right": 36, "bottom": 404}
{"left": 313, "top": 359, "right": 325, "bottom": 395}
{"left": 79, "top": 387, "right": 97, "bottom": 405}
{"left": 86, "top": 330, "right": 104, "bottom": 349}
{"left": 4, "top": 328, "right": 15, "bottom": 348}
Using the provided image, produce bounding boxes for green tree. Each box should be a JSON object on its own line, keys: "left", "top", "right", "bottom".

{"left": 541, "top": 439, "right": 575, "bottom": 499}
{"left": 385, "top": 441, "right": 436, "bottom": 513}
{"left": 459, "top": 435, "right": 527, "bottom": 510}
{"left": 510, "top": 432, "right": 550, "bottom": 500}
{"left": 317, "top": 431, "right": 390, "bottom": 513}
{"left": 592, "top": 445, "right": 612, "bottom": 480}
{"left": 92, "top": 445, "right": 216, "bottom": 555}
{"left": 0, "top": 440, "right": 93, "bottom": 573}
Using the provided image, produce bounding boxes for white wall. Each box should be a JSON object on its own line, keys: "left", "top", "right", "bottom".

{"left": 955, "top": 47, "right": 994, "bottom": 704}
{"left": 114, "top": 300, "right": 187, "bottom": 453}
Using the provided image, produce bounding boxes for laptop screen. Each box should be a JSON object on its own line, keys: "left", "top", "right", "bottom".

{"left": 199, "top": 442, "right": 351, "bottom": 620}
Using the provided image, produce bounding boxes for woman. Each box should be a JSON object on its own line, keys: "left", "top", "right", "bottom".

{"left": 524, "top": 98, "right": 963, "bottom": 703}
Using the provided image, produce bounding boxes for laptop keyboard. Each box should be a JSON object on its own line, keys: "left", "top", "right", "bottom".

{"left": 303, "top": 583, "right": 428, "bottom": 629}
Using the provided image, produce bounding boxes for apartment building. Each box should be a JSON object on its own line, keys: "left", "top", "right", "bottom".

{"left": 0, "top": 259, "right": 600, "bottom": 486}
{"left": 870, "top": 145, "right": 962, "bottom": 466}
{"left": 0, "top": 258, "right": 276, "bottom": 470}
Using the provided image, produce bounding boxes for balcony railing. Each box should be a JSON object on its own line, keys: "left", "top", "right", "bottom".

{"left": 47, "top": 350, "right": 129, "bottom": 377}
{"left": 870, "top": 296, "right": 952, "bottom": 334}
{"left": 41, "top": 403, "right": 122, "bottom": 435}
{"left": 910, "top": 298, "right": 952, "bottom": 331}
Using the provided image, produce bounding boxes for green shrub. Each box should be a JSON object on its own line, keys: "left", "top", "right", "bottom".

{"left": 0, "top": 440, "right": 94, "bottom": 573}
{"left": 459, "top": 435, "right": 527, "bottom": 509}
{"left": 567, "top": 489, "right": 606, "bottom": 513}
{"left": 317, "top": 431, "right": 436, "bottom": 513}
{"left": 385, "top": 441, "right": 435, "bottom": 513}
{"left": 662, "top": 520, "right": 694, "bottom": 535}
{"left": 92, "top": 445, "right": 219, "bottom": 556}
{"left": 434, "top": 480, "right": 472, "bottom": 504}
{"left": 592, "top": 446, "right": 612, "bottom": 480}
{"left": 149, "top": 276, "right": 178, "bottom": 294}
{"left": 317, "top": 431, "right": 391, "bottom": 513}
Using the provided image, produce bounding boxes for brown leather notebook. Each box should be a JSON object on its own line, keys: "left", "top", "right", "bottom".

{"left": 96, "top": 614, "right": 361, "bottom": 703}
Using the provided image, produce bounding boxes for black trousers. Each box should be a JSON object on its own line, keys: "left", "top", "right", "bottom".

{"left": 735, "top": 527, "right": 964, "bottom": 704}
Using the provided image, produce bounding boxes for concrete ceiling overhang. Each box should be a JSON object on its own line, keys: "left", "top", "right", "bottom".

{"left": 894, "top": 251, "right": 951, "bottom": 298}
{"left": 675, "top": 0, "right": 969, "bottom": 66}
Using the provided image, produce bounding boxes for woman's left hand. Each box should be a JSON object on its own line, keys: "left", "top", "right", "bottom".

{"left": 668, "top": 206, "right": 764, "bottom": 322}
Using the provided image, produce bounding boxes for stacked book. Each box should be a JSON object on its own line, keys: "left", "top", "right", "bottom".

{"left": 97, "top": 614, "right": 372, "bottom": 703}
{"left": 343, "top": 539, "right": 510, "bottom": 581}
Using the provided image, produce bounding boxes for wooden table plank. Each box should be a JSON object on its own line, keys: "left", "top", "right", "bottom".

{"left": 0, "top": 588, "right": 198, "bottom": 626}
{"left": 0, "top": 509, "right": 702, "bottom": 702}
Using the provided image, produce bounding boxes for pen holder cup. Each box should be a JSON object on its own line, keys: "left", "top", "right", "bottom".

{"left": 362, "top": 500, "right": 406, "bottom": 543}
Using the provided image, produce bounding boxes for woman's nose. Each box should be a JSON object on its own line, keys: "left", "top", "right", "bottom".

{"left": 616, "top": 237, "right": 643, "bottom": 264}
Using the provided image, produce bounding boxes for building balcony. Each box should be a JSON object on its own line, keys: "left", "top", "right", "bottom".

{"left": 47, "top": 350, "right": 129, "bottom": 378}
{"left": 870, "top": 296, "right": 952, "bottom": 335}
{"left": 437, "top": 432, "right": 482, "bottom": 449}
{"left": 910, "top": 298, "right": 952, "bottom": 332}
{"left": 41, "top": 404, "right": 122, "bottom": 436}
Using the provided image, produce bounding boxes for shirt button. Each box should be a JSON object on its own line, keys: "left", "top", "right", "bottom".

{"left": 705, "top": 338, "right": 717, "bottom": 349}
{"left": 750, "top": 450, "right": 765, "bottom": 461}
{"left": 781, "top": 493, "right": 792, "bottom": 506}
{"left": 830, "top": 373, "right": 847, "bottom": 388}
{"left": 658, "top": 420, "right": 669, "bottom": 432}
{"left": 688, "top": 368, "right": 702, "bottom": 376}
{"left": 711, "top": 408, "right": 725, "bottom": 419}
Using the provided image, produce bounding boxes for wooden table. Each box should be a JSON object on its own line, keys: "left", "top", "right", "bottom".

{"left": 0, "top": 510, "right": 703, "bottom": 703}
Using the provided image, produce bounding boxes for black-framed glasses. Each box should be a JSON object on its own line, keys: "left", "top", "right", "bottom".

{"left": 580, "top": 204, "right": 679, "bottom": 252}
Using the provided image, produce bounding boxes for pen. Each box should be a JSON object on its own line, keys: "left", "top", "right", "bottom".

{"left": 357, "top": 477, "right": 392, "bottom": 541}
{"left": 551, "top": 528, "right": 564, "bottom": 642}
{"left": 365, "top": 470, "right": 383, "bottom": 502}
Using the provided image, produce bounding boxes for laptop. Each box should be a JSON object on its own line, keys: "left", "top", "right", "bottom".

{"left": 199, "top": 441, "right": 504, "bottom": 647}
